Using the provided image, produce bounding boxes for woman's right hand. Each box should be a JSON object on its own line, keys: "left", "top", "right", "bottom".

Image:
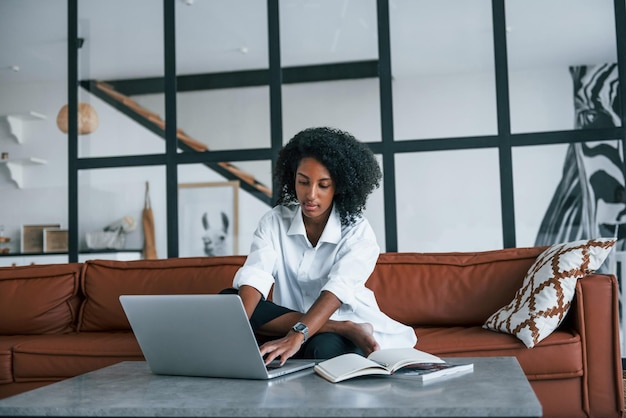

{"left": 259, "top": 331, "right": 304, "bottom": 365}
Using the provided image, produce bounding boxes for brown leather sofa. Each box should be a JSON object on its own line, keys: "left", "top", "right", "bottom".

{"left": 0, "top": 246, "right": 623, "bottom": 417}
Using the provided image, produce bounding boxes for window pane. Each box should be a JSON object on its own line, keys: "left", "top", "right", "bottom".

{"left": 78, "top": 0, "right": 165, "bottom": 157}
{"left": 175, "top": 0, "right": 270, "bottom": 151}
{"left": 363, "top": 155, "right": 386, "bottom": 252}
{"left": 178, "top": 161, "right": 272, "bottom": 256}
{"left": 175, "top": 88, "right": 270, "bottom": 152}
{"left": 390, "top": 0, "right": 497, "bottom": 140}
{"left": 506, "top": 0, "right": 619, "bottom": 133}
{"left": 280, "top": 0, "right": 378, "bottom": 68}
{"left": 396, "top": 149, "right": 502, "bottom": 252}
{"left": 0, "top": 0, "right": 67, "bottom": 259}
{"left": 280, "top": 0, "right": 380, "bottom": 141}
{"left": 282, "top": 79, "right": 381, "bottom": 143}
{"left": 513, "top": 140, "right": 625, "bottom": 248}
{"left": 78, "top": 166, "right": 167, "bottom": 258}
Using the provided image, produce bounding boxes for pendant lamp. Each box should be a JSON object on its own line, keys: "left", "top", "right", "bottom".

{"left": 56, "top": 102, "right": 99, "bottom": 134}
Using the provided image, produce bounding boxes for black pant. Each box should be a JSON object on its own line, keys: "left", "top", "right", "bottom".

{"left": 219, "top": 288, "right": 362, "bottom": 360}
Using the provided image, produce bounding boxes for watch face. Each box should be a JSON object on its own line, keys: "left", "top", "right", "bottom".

{"left": 293, "top": 322, "right": 308, "bottom": 342}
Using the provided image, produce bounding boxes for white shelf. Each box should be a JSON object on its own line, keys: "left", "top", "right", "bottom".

{"left": 0, "top": 251, "right": 143, "bottom": 267}
{"left": 2, "top": 111, "right": 47, "bottom": 143}
{"left": 0, "top": 157, "right": 48, "bottom": 188}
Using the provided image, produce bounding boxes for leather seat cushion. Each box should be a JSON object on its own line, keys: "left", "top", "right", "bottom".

{"left": 414, "top": 326, "right": 582, "bottom": 380}
{"left": 12, "top": 332, "right": 143, "bottom": 381}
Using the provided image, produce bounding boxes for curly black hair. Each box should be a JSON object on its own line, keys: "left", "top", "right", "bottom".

{"left": 275, "top": 127, "right": 382, "bottom": 226}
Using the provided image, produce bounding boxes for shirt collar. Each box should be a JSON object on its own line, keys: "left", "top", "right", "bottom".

{"left": 287, "top": 205, "right": 342, "bottom": 245}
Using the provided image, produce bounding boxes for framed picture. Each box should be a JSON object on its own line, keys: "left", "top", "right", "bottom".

{"left": 178, "top": 180, "right": 239, "bottom": 257}
{"left": 43, "top": 228, "right": 69, "bottom": 253}
{"left": 21, "top": 224, "right": 61, "bottom": 253}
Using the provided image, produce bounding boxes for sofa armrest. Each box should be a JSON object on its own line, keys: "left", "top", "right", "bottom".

{"left": 569, "top": 273, "right": 623, "bottom": 417}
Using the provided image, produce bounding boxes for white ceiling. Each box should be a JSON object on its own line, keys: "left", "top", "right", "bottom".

{"left": 0, "top": 0, "right": 619, "bottom": 87}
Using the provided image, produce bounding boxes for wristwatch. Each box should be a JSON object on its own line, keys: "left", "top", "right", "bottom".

{"left": 292, "top": 322, "right": 309, "bottom": 343}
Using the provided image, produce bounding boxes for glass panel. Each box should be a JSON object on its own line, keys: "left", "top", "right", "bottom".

{"left": 363, "top": 155, "right": 386, "bottom": 252}
{"left": 396, "top": 149, "right": 502, "bottom": 252}
{"left": 513, "top": 140, "right": 626, "bottom": 248}
{"left": 175, "top": 0, "right": 270, "bottom": 151}
{"left": 280, "top": 0, "right": 378, "bottom": 67}
{"left": 77, "top": 0, "right": 165, "bottom": 157}
{"left": 174, "top": 87, "right": 270, "bottom": 152}
{"left": 280, "top": 0, "right": 380, "bottom": 142}
{"left": 0, "top": 0, "right": 67, "bottom": 260}
{"left": 506, "top": 0, "right": 619, "bottom": 133}
{"left": 178, "top": 161, "right": 272, "bottom": 256}
{"left": 78, "top": 166, "right": 167, "bottom": 258}
{"left": 282, "top": 79, "right": 381, "bottom": 143}
{"left": 390, "top": 0, "right": 496, "bottom": 140}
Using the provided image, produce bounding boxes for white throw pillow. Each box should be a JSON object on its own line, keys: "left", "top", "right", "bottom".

{"left": 483, "top": 237, "right": 616, "bottom": 348}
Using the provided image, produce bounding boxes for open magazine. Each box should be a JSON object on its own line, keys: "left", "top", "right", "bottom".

{"left": 314, "top": 347, "right": 473, "bottom": 383}
{"left": 387, "top": 361, "right": 473, "bottom": 382}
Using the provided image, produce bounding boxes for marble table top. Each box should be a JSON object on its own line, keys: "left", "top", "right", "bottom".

{"left": 0, "top": 356, "right": 541, "bottom": 417}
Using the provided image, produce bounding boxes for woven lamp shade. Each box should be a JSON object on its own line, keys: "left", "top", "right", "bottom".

{"left": 56, "top": 102, "right": 99, "bottom": 134}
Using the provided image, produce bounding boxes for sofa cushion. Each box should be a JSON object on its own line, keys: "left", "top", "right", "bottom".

{"left": 0, "top": 342, "right": 9, "bottom": 384}
{"left": 0, "top": 263, "right": 82, "bottom": 335}
{"left": 367, "top": 247, "right": 545, "bottom": 327}
{"left": 0, "top": 336, "right": 32, "bottom": 384}
{"left": 12, "top": 332, "right": 142, "bottom": 381}
{"left": 414, "top": 325, "right": 583, "bottom": 380}
{"left": 78, "top": 256, "right": 246, "bottom": 331}
{"left": 0, "top": 336, "right": 59, "bottom": 384}
{"left": 483, "top": 238, "right": 616, "bottom": 348}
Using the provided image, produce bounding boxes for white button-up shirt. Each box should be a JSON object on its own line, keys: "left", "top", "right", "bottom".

{"left": 233, "top": 205, "right": 417, "bottom": 349}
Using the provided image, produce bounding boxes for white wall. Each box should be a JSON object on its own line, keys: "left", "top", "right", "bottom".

{"left": 0, "top": 81, "right": 69, "bottom": 252}
{"left": 0, "top": 67, "right": 575, "bottom": 256}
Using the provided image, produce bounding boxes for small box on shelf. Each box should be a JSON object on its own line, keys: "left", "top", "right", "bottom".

{"left": 43, "top": 228, "right": 68, "bottom": 253}
{"left": 0, "top": 236, "right": 9, "bottom": 254}
{"left": 21, "top": 224, "right": 61, "bottom": 253}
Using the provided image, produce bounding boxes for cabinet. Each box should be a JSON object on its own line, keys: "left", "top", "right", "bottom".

{"left": 1, "top": 111, "right": 48, "bottom": 188}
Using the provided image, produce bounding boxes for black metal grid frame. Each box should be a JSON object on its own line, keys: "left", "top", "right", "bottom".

{"left": 66, "top": 0, "right": 626, "bottom": 260}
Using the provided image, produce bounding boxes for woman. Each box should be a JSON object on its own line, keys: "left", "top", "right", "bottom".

{"left": 228, "top": 127, "right": 417, "bottom": 365}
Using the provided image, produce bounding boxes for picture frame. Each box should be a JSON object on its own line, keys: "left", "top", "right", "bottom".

{"left": 21, "top": 224, "right": 61, "bottom": 253}
{"left": 178, "top": 180, "right": 239, "bottom": 257}
{"left": 43, "top": 228, "right": 69, "bottom": 253}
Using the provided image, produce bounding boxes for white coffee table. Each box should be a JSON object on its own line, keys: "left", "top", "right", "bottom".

{"left": 0, "top": 356, "right": 541, "bottom": 417}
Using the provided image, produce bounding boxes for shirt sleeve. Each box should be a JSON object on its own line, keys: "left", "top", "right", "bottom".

{"left": 320, "top": 219, "right": 380, "bottom": 312}
{"left": 232, "top": 212, "right": 277, "bottom": 299}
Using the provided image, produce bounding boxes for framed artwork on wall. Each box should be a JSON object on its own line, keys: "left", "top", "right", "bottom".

{"left": 178, "top": 180, "right": 239, "bottom": 257}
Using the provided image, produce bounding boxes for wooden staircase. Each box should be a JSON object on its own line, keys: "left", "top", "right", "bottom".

{"left": 88, "top": 80, "right": 272, "bottom": 203}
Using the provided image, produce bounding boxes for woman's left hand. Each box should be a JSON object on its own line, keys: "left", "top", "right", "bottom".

{"left": 259, "top": 331, "right": 305, "bottom": 366}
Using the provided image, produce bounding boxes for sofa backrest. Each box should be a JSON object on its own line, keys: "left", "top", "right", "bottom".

{"left": 366, "top": 247, "right": 545, "bottom": 327}
{"left": 0, "top": 246, "right": 547, "bottom": 334}
{"left": 0, "top": 263, "right": 83, "bottom": 334}
{"left": 78, "top": 256, "right": 246, "bottom": 331}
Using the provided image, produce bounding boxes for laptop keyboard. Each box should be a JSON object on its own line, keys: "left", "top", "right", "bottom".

{"left": 266, "top": 361, "right": 282, "bottom": 370}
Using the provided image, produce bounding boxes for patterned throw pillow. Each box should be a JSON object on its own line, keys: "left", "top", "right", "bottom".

{"left": 483, "top": 238, "right": 616, "bottom": 348}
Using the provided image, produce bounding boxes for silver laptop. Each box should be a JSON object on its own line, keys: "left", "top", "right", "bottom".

{"left": 119, "top": 294, "right": 315, "bottom": 379}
